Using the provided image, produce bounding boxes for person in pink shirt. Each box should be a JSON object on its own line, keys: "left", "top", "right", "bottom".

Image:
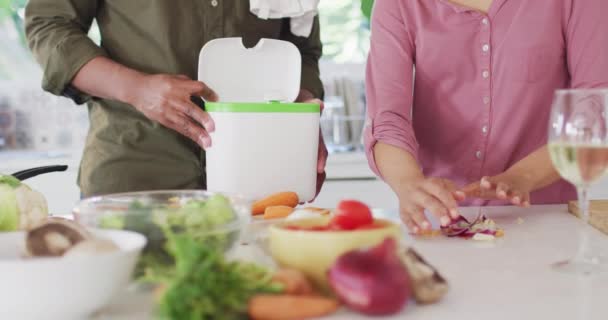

{"left": 364, "top": 0, "right": 608, "bottom": 233}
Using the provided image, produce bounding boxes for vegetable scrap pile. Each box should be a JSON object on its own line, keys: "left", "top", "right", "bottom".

{"left": 440, "top": 214, "right": 504, "bottom": 240}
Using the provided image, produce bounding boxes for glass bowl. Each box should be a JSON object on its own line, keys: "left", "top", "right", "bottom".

{"left": 72, "top": 190, "right": 252, "bottom": 283}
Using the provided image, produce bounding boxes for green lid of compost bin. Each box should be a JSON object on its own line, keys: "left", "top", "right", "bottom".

{"left": 205, "top": 102, "right": 320, "bottom": 113}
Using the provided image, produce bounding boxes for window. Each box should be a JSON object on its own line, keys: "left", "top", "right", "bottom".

{"left": 318, "top": 0, "right": 370, "bottom": 64}
{"left": 0, "top": 0, "right": 32, "bottom": 80}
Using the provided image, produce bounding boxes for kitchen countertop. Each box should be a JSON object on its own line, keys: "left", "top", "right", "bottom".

{"left": 96, "top": 205, "right": 608, "bottom": 320}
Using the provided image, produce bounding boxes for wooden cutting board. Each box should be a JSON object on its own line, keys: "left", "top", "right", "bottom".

{"left": 568, "top": 200, "right": 608, "bottom": 235}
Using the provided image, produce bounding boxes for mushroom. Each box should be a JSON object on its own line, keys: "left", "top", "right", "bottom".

{"left": 401, "top": 248, "right": 449, "bottom": 304}
{"left": 64, "top": 239, "right": 119, "bottom": 257}
{"left": 26, "top": 217, "right": 92, "bottom": 257}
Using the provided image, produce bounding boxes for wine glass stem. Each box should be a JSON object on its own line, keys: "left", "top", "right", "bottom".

{"left": 575, "top": 187, "right": 592, "bottom": 262}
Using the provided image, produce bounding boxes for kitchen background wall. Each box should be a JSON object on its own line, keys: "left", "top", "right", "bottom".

{"left": 0, "top": 0, "right": 605, "bottom": 214}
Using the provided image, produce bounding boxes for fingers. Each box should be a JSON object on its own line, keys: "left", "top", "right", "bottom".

{"left": 400, "top": 204, "right": 427, "bottom": 233}
{"left": 421, "top": 179, "right": 458, "bottom": 223}
{"left": 495, "top": 182, "right": 509, "bottom": 200}
{"left": 313, "top": 171, "right": 326, "bottom": 201}
{"left": 507, "top": 187, "right": 530, "bottom": 207}
{"left": 480, "top": 176, "right": 530, "bottom": 207}
{"left": 169, "top": 98, "right": 215, "bottom": 133}
{"left": 400, "top": 210, "right": 419, "bottom": 234}
{"left": 461, "top": 182, "right": 481, "bottom": 198}
{"left": 164, "top": 112, "right": 211, "bottom": 149}
{"left": 317, "top": 135, "right": 328, "bottom": 174}
{"left": 306, "top": 98, "right": 325, "bottom": 113}
{"left": 172, "top": 75, "right": 218, "bottom": 101}
{"left": 184, "top": 80, "right": 218, "bottom": 101}
{"left": 410, "top": 190, "right": 447, "bottom": 227}
{"left": 480, "top": 176, "right": 503, "bottom": 199}
{"left": 444, "top": 180, "right": 466, "bottom": 202}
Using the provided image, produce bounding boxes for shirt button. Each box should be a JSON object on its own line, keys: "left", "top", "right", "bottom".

{"left": 211, "top": 0, "right": 218, "bottom": 7}
{"left": 482, "top": 44, "right": 490, "bottom": 52}
{"left": 482, "top": 125, "right": 488, "bottom": 134}
{"left": 482, "top": 18, "right": 489, "bottom": 25}
{"left": 483, "top": 96, "right": 490, "bottom": 104}
{"left": 476, "top": 151, "right": 483, "bottom": 159}
{"left": 482, "top": 70, "right": 490, "bottom": 78}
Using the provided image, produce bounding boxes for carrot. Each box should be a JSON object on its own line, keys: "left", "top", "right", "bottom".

{"left": 248, "top": 295, "right": 340, "bottom": 320}
{"left": 271, "top": 269, "right": 314, "bottom": 295}
{"left": 252, "top": 192, "right": 299, "bottom": 215}
{"left": 264, "top": 206, "right": 295, "bottom": 220}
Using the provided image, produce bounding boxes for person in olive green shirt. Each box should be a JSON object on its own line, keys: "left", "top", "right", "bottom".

{"left": 24, "top": 0, "right": 327, "bottom": 197}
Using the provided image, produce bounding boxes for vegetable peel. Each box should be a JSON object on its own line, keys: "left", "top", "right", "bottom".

{"left": 440, "top": 214, "right": 503, "bottom": 239}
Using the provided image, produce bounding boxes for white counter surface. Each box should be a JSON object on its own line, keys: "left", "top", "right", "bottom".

{"left": 97, "top": 205, "right": 608, "bottom": 320}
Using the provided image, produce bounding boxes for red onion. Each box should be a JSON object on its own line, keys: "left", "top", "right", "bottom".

{"left": 327, "top": 238, "right": 411, "bottom": 315}
{"left": 440, "top": 216, "right": 471, "bottom": 237}
{"left": 441, "top": 215, "right": 500, "bottom": 238}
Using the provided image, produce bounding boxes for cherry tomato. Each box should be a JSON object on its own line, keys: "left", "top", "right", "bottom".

{"left": 332, "top": 200, "right": 374, "bottom": 229}
{"left": 328, "top": 214, "right": 359, "bottom": 230}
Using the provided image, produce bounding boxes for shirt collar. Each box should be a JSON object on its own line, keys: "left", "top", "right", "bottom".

{"left": 437, "top": 0, "right": 510, "bottom": 17}
{"left": 437, "top": 0, "right": 472, "bottom": 13}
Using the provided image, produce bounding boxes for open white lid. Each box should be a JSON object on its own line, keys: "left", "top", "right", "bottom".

{"left": 198, "top": 38, "right": 302, "bottom": 103}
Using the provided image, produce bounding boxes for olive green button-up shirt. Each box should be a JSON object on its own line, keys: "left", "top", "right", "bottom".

{"left": 24, "top": 0, "right": 323, "bottom": 197}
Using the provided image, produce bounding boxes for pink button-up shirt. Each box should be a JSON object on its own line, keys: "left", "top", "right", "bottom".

{"left": 365, "top": 0, "right": 608, "bottom": 205}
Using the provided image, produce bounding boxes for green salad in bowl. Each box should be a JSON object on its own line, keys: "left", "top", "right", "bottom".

{"left": 73, "top": 191, "right": 251, "bottom": 283}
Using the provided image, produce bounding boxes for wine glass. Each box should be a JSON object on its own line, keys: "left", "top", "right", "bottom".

{"left": 548, "top": 89, "right": 608, "bottom": 275}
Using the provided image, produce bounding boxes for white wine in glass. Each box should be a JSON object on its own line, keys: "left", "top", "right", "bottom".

{"left": 548, "top": 89, "right": 608, "bottom": 275}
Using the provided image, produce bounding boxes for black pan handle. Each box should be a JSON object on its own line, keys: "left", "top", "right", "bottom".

{"left": 11, "top": 165, "right": 68, "bottom": 181}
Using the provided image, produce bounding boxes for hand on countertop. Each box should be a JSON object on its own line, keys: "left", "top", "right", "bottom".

{"left": 396, "top": 177, "right": 465, "bottom": 234}
{"left": 462, "top": 173, "right": 532, "bottom": 207}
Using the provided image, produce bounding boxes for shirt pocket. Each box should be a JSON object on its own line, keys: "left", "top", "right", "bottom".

{"left": 519, "top": 45, "right": 564, "bottom": 84}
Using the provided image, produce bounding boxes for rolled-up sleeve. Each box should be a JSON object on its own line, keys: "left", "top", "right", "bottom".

{"left": 281, "top": 16, "right": 324, "bottom": 99}
{"left": 364, "top": 0, "right": 417, "bottom": 178}
{"left": 565, "top": 0, "right": 608, "bottom": 88}
{"left": 25, "top": 0, "right": 107, "bottom": 103}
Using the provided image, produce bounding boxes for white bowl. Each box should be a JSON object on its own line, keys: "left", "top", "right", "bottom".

{"left": 0, "top": 229, "right": 146, "bottom": 320}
